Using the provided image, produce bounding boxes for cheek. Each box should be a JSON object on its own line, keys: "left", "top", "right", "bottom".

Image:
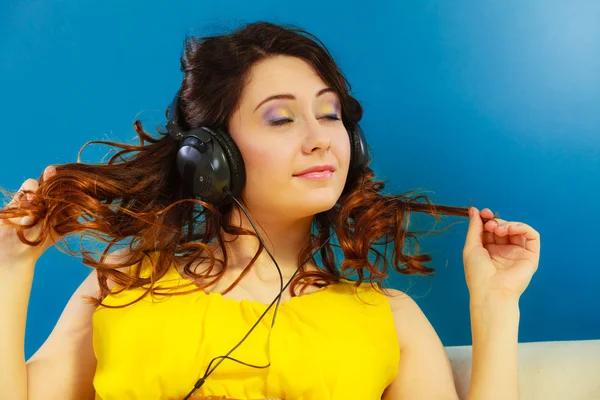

{"left": 241, "top": 143, "right": 291, "bottom": 178}
{"left": 335, "top": 133, "right": 352, "bottom": 170}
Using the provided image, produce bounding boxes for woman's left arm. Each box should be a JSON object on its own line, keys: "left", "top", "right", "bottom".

{"left": 382, "top": 207, "right": 540, "bottom": 400}
{"left": 462, "top": 207, "right": 540, "bottom": 400}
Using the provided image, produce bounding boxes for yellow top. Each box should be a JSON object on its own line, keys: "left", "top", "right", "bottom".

{"left": 92, "top": 255, "right": 400, "bottom": 400}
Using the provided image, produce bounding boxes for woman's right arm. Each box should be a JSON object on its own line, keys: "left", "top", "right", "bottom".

{"left": 0, "top": 264, "right": 100, "bottom": 400}
{"left": 0, "top": 259, "right": 37, "bottom": 400}
{"left": 0, "top": 168, "right": 126, "bottom": 400}
{"left": 1, "top": 255, "right": 128, "bottom": 400}
{"left": 27, "top": 268, "right": 101, "bottom": 400}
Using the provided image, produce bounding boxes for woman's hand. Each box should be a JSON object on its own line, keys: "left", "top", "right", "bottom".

{"left": 462, "top": 207, "right": 541, "bottom": 305}
{"left": 0, "top": 166, "right": 57, "bottom": 266}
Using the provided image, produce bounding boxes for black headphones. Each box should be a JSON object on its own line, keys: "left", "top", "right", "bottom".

{"left": 166, "top": 90, "right": 370, "bottom": 205}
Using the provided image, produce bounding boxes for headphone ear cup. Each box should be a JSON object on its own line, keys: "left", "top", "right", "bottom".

{"left": 346, "top": 123, "right": 370, "bottom": 185}
{"left": 209, "top": 128, "right": 246, "bottom": 201}
{"left": 174, "top": 127, "right": 245, "bottom": 206}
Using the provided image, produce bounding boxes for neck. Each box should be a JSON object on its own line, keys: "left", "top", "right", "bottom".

{"left": 213, "top": 204, "right": 316, "bottom": 282}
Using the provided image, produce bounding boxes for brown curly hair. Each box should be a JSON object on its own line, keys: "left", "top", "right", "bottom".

{"left": 0, "top": 21, "right": 473, "bottom": 308}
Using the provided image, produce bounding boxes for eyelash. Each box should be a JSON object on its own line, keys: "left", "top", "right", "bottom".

{"left": 269, "top": 115, "right": 340, "bottom": 127}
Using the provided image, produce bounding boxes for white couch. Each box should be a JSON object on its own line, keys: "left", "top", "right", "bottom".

{"left": 445, "top": 340, "right": 600, "bottom": 400}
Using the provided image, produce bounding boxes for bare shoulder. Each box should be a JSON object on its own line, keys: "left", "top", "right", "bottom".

{"left": 382, "top": 287, "right": 437, "bottom": 346}
{"left": 381, "top": 288, "right": 459, "bottom": 399}
{"left": 383, "top": 287, "right": 419, "bottom": 314}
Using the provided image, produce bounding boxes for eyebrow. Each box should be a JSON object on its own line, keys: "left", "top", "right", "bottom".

{"left": 253, "top": 87, "right": 337, "bottom": 113}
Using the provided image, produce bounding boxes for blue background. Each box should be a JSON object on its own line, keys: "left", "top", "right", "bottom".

{"left": 1, "top": 1, "right": 598, "bottom": 359}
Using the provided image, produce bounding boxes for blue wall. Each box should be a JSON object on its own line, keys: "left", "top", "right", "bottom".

{"left": 1, "top": 0, "right": 598, "bottom": 359}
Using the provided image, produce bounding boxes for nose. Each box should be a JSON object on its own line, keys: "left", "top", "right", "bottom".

{"left": 301, "top": 121, "right": 331, "bottom": 155}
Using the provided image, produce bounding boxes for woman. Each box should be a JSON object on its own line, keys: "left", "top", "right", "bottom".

{"left": 0, "top": 22, "right": 540, "bottom": 400}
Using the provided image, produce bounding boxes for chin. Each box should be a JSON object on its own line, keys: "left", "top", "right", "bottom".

{"left": 294, "top": 189, "right": 341, "bottom": 216}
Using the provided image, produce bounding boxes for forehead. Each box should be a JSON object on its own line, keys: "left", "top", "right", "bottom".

{"left": 240, "top": 56, "right": 331, "bottom": 105}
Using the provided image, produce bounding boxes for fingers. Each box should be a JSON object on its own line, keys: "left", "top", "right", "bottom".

{"left": 479, "top": 208, "right": 496, "bottom": 220}
{"left": 1, "top": 179, "right": 37, "bottom": 227}
{"left": 479, "top": 208, "right": 502, "bottom": 244}
{"left": 464, "top": 207, "right": 484, "bottom": 252}
{"left": 5, "top": 178, "right": 39, "bottom": 210}
{"left": 42, "top": 165, "right": 57, "bottom": 182}
{"left": 493, "top": 222, "right": 539, "bottom": 252}
{"left": 1, "top": 166, "right": 55, "bottom": 228}
{"left": 480, "top": 209, "right": 540, "bottom": 253}
{"left": 4, "top": 166, "right": 55, "bottom": 211}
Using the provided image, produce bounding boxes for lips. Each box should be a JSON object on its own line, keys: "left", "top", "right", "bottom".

{"left": 293, "top": 164, "right": 336, "bottom": 176}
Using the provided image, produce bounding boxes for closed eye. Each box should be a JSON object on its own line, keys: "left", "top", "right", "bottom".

{"left": 268, "top": 115, "right": 340, "bottom": 127}
{"left": 269, "top": 118, "right": 293, "bottom": 127}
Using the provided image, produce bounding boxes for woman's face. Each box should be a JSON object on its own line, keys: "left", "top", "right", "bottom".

{"left": 228, "top": 55, "right": 351, "bottom": 219}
